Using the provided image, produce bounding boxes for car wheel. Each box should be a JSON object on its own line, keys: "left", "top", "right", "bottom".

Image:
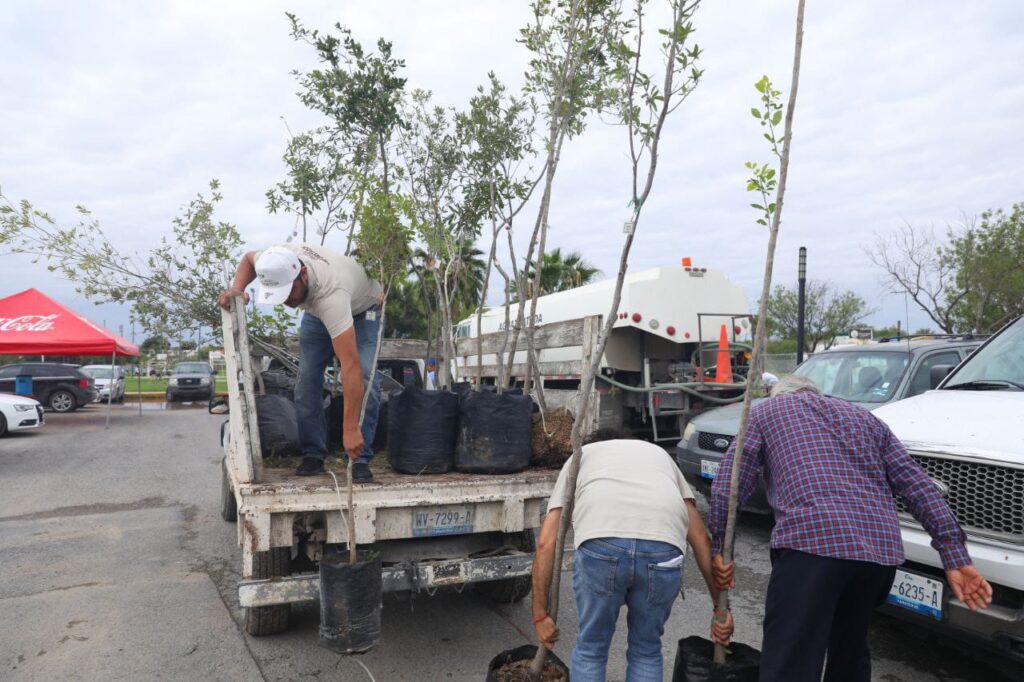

{"left": 0, "top": 413, "right": 7, "bottom": 437}
{"left": 474, "top": 530, "right": 535, "bottom": 603}
{"left": 166, "top": 391, "right": 175, "bottom": 403}
{"left": 49, "top": 390, "right": 77, "bottom": 413}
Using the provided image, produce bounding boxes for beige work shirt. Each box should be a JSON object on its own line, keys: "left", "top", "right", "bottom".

{"left": 548, "top": 439, "right": 695, "bottom": 553}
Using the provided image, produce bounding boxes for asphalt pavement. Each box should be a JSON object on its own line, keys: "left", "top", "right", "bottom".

{"left": 1, "top": 405, "right": 1017, "bottom": 681}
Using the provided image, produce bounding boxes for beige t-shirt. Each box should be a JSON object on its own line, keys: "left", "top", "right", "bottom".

{"left": 547, "top": 439, "right": 695, "bottom": 553}
{"left": 275, "top": 243, "right": 383, "bottom": 337}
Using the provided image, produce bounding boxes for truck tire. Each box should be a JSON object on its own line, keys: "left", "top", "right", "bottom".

{"left": 475, "top": 530, "right": 535, "bottom": 604}
{"left": 244, "top": 548, "right": 291, "bottom": 636}
{"left": 220, "top": 459, "right": 237, "bottom": 522}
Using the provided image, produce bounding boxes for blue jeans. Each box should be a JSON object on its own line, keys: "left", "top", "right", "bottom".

{"left": 294, "top": 310, "right": 382, "bottom": 464}
{"left": 572, "top": 537, "right": 683, "bottom": 682}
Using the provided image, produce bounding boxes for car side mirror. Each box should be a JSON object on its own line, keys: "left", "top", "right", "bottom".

{"left": 930, "top": 364, "right": 955, "bottom": 389}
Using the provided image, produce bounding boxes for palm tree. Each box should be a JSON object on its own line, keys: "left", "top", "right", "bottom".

{"left": 513, "top": 247, "right": 601, "bottom": 299}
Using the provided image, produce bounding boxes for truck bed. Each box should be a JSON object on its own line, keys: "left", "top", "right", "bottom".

{"left": 254, "top": 457, "right": 559, "bottom": 493}
{"left": 232, "top": 457, "right": 560, "bottom": 563}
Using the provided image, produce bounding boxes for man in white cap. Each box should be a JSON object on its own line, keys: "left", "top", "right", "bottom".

{"left": 218, "top": 244, "right": 383, "bottom": 480}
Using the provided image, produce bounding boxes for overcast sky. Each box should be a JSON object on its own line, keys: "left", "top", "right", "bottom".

{"left": 2, "top": 0, "right": 1022, "bottom": 342}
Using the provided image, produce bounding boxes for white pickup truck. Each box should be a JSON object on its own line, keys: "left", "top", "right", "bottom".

{"left": 218, "top": 300, "right": 570, "bottom": 636}
{"left": 874, "top": 314, "right": 1024, "bottom": 662}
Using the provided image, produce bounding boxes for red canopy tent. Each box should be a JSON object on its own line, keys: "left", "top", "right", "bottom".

{"left": 0, "top": 288, "right": 140, "bottom": 426}
{"left": 0, "top": 288, "right": 139, "bottom": 356}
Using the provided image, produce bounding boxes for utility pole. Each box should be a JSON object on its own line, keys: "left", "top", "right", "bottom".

{"left": 796, "top": 246, "right": 807, "bottom": 364}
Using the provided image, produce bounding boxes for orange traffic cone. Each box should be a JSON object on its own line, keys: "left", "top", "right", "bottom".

{"left": 714, "top": 324, "right": 733, "bottom": 384}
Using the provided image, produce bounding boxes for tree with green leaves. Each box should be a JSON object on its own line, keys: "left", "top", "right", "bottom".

{"left": 513, "top": 0, "right": 628, "bottom": 405}
{"left": 714, "top": 0, "right": 807, "bottom": 666}
{"left": 266, "top": 126, "right": 364, "bottom": 247}
{"left": 457, "top": 72, "right": 541, "bottom": 389}
{"left": 949, "top": 202, "right": 1024, "bottom": 333}
{"left": 766, "top": 280, "right": 873, "bottom": 352}
{"left": 531, "top": 0, "right": 708, "bottom": 675}
{"left": 398, "top": 89, "right": 480, "bottom": 386}
{"left": 286, "top": 14, "right": 407, "bottom": 200}
{"left": 512, "top": 246, "right": 600, "bottom": 298}
{"left": 0, "top": 180, "right": 246, "bottom": 341}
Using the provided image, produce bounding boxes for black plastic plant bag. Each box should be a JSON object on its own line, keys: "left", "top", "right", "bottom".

{"left": 319, "top": 549, "right": 382, "bottom": 655}
{"left": 387, "top": 387, "right": 458, "bottom": 474}
{"left": 455, "top": 390, "right": 532, "bottom": 474}
{"left": 672, "top": 636, "right": 760, "bottom": 682}
{"left": 255, "top": 394, "right": 301, "bottom": 458}
{"left": 486, "top": 645, "right": 569, "bottom": 681}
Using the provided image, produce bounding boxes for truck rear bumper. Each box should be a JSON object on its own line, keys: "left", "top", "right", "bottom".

{"left": 239, "top": 551, "right": 533, "bottom": 607}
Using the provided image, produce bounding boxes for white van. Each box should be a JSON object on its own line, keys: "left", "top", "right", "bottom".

{"left": 873, "top": 315, "right": 1024, "bottom": 661}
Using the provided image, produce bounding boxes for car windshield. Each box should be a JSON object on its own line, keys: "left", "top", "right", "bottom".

{"left": 174, "top": 364, "right": 210, "bottom": 374}
{"left": 943, "top": 317, "right": 1024, "bottom": 389}
{"left": 794, "top": 350, "right": 910, "bottom": 403}
{"left": 83, "top": 367, "right": 114, "bottom": 379}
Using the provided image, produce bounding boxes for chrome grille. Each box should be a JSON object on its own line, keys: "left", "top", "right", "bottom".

{"left": 896, "top": 454, "right": 1024, "bottom": 542}
{"left": 698, "top": 432, "right": 733, "bottom": 453}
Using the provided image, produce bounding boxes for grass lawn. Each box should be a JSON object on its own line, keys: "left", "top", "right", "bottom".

{"left": 124, "top": 376, "right": 229, "bottom": 394}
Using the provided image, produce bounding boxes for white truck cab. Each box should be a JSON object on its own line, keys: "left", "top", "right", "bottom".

{"left": 874, "top": 315, "right": 1024, "bottom": 662}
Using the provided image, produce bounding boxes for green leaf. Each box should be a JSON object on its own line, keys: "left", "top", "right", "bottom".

{"left": 751, "top": 108, "right": 762, "bottom": 119}
{"left": 772, "top": 110, "right": 782, "bottom": 126}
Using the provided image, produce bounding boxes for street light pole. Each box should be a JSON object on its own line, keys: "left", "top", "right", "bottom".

{"left": 797, "top": 246, "right": 807, "bottom": 364}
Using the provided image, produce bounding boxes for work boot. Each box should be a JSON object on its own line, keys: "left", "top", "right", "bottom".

{"left": 352, "top": 462, "right": 374, "bottom": 483}
{"left": 295, "top": 457, "right": 325, "bottom": 476}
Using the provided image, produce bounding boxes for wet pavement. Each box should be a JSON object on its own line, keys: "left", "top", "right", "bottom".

{"left": 1, "top": 406, "right": 1019, "bottom": 680}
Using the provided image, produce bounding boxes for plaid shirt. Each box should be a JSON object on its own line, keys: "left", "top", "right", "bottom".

{"left": 709, "top": 391, "right": 970, "bottom": 569}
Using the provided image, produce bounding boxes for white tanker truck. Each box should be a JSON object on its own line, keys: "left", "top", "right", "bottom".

{"left": 454, "top": 261, "right": 753, "bottom": 442}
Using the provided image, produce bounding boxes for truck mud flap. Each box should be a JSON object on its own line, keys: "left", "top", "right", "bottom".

{"left": 238, "top": 551, "right": 534, "bottom": 608}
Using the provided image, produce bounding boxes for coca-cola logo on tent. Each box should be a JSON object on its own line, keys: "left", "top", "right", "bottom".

{"left": 0, "top": 314, "right": 60, "bottom": 332}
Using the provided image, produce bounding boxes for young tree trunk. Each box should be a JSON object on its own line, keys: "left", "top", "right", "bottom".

{"left": 713, "top": 0, "right": 806, "bottom": 665}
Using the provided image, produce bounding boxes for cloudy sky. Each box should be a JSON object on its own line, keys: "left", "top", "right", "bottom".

{"left": 2, "top": 0, "right": 1022, "bottom": 342}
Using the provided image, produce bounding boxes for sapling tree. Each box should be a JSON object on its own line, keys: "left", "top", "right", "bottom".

{"left": 457, "top": 73, "right": 541, "bottom": 389}
{"left": 343, "top": 177, "right": 414, "bottom": 562}
{"left": 399, "top": 90, "right": 477, "bottom": 387}
{"left": 266, "top": 126, "right": 364, "bottom": 246}
{"left": 286, "top": 14, "right": 407, "bottom": 201}
{"left": 0, "top": 181, "right": 277, "bottom": 341}
{"left": 513, "top": 0, "right": 627, "bottom": 406}
{"left": 713, "top": 0, "right": 807, "bottom": 666}
{"left": 531, "top": 0, "right": 705, "bottom": 675}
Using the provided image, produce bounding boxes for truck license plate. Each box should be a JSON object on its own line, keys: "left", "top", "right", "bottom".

{"left": 886, "top": 569, "right": 943, "bottom": 620}
{"left": 700, "top": 459, "right": 720, "bottom": 480}
{"left": 413, "top": 506, "right": 475, "bottom": 537}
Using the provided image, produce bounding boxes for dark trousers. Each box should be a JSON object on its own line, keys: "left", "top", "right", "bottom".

{"left": 759, "top": 548, "right": 896, "bottom": 682}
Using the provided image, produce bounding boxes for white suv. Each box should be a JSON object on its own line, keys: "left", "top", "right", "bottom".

{"left": 874, "top": 315, "right": 1024, "bottom": 662}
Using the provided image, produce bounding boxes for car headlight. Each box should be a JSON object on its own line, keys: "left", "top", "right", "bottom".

{"left": 200, "top": 377, "right": 211, "bottom": 385}
{"left": 169, "top": 377, "right": 178, "bottom": 386}
{"left": 14, "top": 404, "right": 34, "bottom": 412}
{"left": 682, "top": 422, "right": 696, "bottom": 442}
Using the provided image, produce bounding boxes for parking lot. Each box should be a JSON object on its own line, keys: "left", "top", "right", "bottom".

{"left": 1, "top": 406, "right": 1018, "bottom": 681}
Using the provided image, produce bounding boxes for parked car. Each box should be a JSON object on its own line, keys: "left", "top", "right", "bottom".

{"left": 874, "top": 316, "right": 1024, "bottom": 662}
{"left": 166, "top": 362, "right": 216, "bottom": 402}
{"left": 0, "top": 362, "right": 98, "bottom": 413}
{"left": 80, "top": 364, "right": 126, "bottom": 403}
{"left": 0, "top": 393, "right": 45, "bottom": 436}
{"left": 676, "top": 337, "right": 983, "bottom": 511}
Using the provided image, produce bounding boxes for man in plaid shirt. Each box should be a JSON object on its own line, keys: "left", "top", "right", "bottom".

{"left": 708, "top": 375, "right": 992, "bottom": 682}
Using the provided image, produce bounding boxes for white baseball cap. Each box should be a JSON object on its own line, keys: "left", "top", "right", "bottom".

{"left": 255, "top": 246, "right": 302, "bottom": 305}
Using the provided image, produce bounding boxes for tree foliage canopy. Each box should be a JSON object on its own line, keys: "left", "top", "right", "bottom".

{"left": 766, "top": 280, "right": 872, "bottom": 352}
